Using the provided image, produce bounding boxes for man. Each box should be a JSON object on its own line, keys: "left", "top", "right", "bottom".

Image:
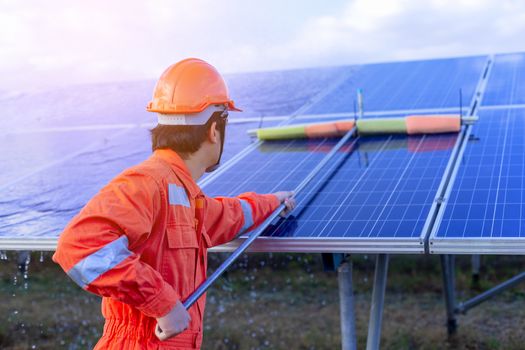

{"left": 53, "top": 58, "right": 295, "bottom": 349}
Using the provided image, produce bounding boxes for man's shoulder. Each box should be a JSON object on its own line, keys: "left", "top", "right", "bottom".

{"left": 120, "top": 157, "right": 171, "bottom": 183}
{"left": 102, "top": 156, "right": 186, "bottom": 198}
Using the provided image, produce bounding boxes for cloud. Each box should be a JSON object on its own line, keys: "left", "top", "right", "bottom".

{"left": 0, "top": 1, "right": 228, "bottom": 90}
{"left": 0, "top": 0, "right": 524, "bottom": 93}
{"left": 261, "top": 0, "right": 525, "bottom": 68}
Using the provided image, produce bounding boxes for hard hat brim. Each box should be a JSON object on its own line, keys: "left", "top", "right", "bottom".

{"left": 147, "top": 100, "right": 242, "bottom": 114}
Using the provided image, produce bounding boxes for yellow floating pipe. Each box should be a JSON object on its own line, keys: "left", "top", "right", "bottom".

{"left": 304, "top": 120, "right": 355, "bottom": 138}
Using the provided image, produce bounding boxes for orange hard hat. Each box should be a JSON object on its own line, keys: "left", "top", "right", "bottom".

{"left": 147, "top": 58, "right": 241, "bottom": 115}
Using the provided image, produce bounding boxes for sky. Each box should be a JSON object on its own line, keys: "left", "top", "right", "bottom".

{"left": 1, "top": 0, "right": 525, "bottom": 93}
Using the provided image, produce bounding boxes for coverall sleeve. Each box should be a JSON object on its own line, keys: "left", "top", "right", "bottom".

{"left": 52, "top": 171, "right": 178, "bottom": 318}
{"left": 204, "top": 192, "right": 280, "bottom": 247}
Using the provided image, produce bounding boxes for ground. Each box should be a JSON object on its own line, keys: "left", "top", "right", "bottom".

{"left": 0, "top": 252, "right": 524, "bottom": 349}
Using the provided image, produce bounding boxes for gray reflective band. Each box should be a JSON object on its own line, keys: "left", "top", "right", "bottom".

{"left": 67, "top": 235, "right": 132, "bottom": 289}
{"left": 239, "top": 199, "right": 254, "bottom": 235}
{"left": 169, "top": 184, "right": 190, "bottom": 207}
{"left": 157, "top": 105, "right": 226, "bottom": 126}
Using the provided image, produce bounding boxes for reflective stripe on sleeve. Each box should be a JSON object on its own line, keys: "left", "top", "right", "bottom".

{"left": 238, "top": 199, "right": 254, "bottom": 235}
{"left": 67, "top": 235, "right": 132, "bottom": 289}
{"left": 168, "top": 184, "right": 190, "bottom": 207}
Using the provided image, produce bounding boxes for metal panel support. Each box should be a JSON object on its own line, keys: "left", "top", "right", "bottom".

{"left": 471, "top": 255, "right": 481, "bottom": 289}
{"left": 324, "top": 253, "right": 346, "bottom": 272}
{"left": 457, "top": 270, "right": 525, "bottom": 314}
{"left": 366, "top": 254, "right": 389, "bottom": 350}
{"left": 338, "top": 256, "right": 357, "bottom": 350}
{"left": 440, "top": 255, "right": 457, "bottom": 335}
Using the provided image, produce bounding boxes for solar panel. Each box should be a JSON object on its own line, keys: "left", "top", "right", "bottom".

{"left": 430, "top": 108, "right": 525, "bottom": 254}
{"left": 0, "top": 121, "right": 276, "bottom": 240}
{"left": 0, "top": 54, "right": 493, "bottom": 253}
{"left": 0, "top": 127, "right": 148, "bottom": 237}
{"left": 482, "top": 53, "right": 525, "bottom": 106}
{"left": 0, "top": 66, "right": 347, "bottom": 246}
{"left": 0, "top": 66, "right": 346, "bottom": 132}
{"left": 1, "top": 81, "right": 155, "bottom": 131}
{"left": 204, "top": 137, "right": 341, "bottom": 196}
{"left": 226, "top": 66, "right": 352, "bottom": 119}
{"left": 0, "top": 129, "right": 116, "bottom": 185}
{"left": 303, "top": 56, "right": 486, "bottom": 115}
{"left": 205, "top": 122, "right": 459, "bottom": 253}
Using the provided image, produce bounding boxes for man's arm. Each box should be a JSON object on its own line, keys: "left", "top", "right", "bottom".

{"left": 52, "top": 171, "right": 178, "bottom": 318}
{"left": 204, "top": 191, "right": 295, "bottom": 247}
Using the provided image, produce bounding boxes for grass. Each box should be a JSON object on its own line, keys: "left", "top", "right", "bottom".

{"left": 1, "top": 253, "right": 525, "bottom": 349}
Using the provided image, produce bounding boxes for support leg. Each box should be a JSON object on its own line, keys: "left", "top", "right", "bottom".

{"left": 366, "top": 254, "right": 389, "bottom": 350}
{"left": 338, "top": 257, "right": 357, "bottom": 350}
{"left": 440, "top": 255, "right": 457, "bottom": 335}
{"left": 471, "top": 255, "right": 481, "bottom": 289}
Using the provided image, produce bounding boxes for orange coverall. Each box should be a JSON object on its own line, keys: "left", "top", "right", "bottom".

{"left": 53, "top": 149, "right": 279, "bottom": 349}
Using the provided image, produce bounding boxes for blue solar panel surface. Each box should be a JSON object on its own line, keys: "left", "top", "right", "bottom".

{"left": 482, "top": 53, "right": 525, "bottom": 106}
{"left": 205, "top": 137, "right": 342, "bottom": 196}
{"left": 0, "top": 66, "right": 346, "bottom": 131}
{"left": 0, "top": 66, "right": 344, "bottom": 240}
{"left": 0, "top": 54, "right": 493, "bottom": 250}
{"left": 304, "top": 56, "right": 486, "bottom": 115}
{"left": 0, "top": 63, "right": 343, "bottom": 191}
{"left": 1, "top": 61, "right": 343, "bottom": 182}
{"left": 0, "top": 121, "right": 274, "bottom": 239}
{"left": 226, "top": 66, "right": 352, "bottom": 119}
{"left": 0, "top": 127, "right": 149, "bottom": 238}
{"left": 435, "top": 108, "right": 525, "bottom": 239}
{"left": 1, "top": 129, "right": 115, "bottom": 185}
{"left": 269, "top": 134, "right": 457, "bottom": 239}
{"left": 204, "top": 126, "right": 458, "bottom": 240}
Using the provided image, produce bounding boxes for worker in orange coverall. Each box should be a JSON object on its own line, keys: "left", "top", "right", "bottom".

{"left": 53, "top": 58, "right": 296, "bottom": 349}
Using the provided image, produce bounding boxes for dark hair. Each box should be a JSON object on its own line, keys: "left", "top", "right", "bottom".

{"left": 150, "top": 112, "right": 226, "bottom": 159}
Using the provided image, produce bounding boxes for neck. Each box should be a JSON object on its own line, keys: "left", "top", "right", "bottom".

{"left": 182, "top": 156, "right": 207, "bottom": 181}
{"left": 179, "top": 140, "right": 219, "bottom": 181}
{"left": 183, "top": 145, "right": 218, "bottom": 181}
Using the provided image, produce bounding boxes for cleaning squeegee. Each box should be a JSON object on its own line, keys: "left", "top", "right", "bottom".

{"left": 249, "top": 114, "right": 477, "bottom": 140}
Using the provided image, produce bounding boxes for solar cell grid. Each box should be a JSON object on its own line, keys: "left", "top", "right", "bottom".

{"left": 435, "top": 108, "right": 525, "bottom": 241}
{"left": 226, "top": 66, "right": 352, "bottom": 119}
{"left": 0, "top": 129, "right": 116, "bottom": 185}
{"left": 0, "top": 66, "right": 345, "bottom": 132}
{"left": 262, "top": 133, "right": 457, "bottom": 241}
{"left": 0, "top": 127, "right": 149, "bottom": 238}
{"left": 0, "top": 65, "right": 347, "bottom": 243}
{"left": 204, "top": 137, "right": 340, "bottom": 197}
{"left": 0, "top": 120, "right": 272, "bottom": 239}
{"left": 304, "top": 56, "right": 486, "bottom": 115}
{"left": 482, "top": 53, "right": 525, "bottom": 106}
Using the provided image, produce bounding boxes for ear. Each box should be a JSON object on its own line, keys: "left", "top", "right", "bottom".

{"left": 207, "top": 121, "right": 219, "bottom": 144}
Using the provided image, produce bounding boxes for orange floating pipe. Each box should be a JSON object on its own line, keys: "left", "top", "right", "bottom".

{"left": 335, "top": 121, "right": 355, "bottom": 133}
{"left": 304, "top": 120, "right": 355, "bottom": 138}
